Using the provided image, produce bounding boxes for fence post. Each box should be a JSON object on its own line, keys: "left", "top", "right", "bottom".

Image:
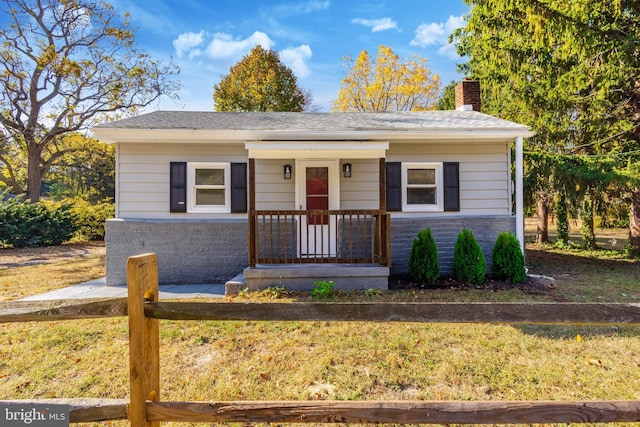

{"left": 127, "top": 253, "right": 160, "bottom": 427}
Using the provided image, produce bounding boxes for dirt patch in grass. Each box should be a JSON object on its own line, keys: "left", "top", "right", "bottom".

{"left": 0, "top": 242, "right": 106, "bottom": 301}
{"left": 0, "top": 241, "right": 105, "bottom": 269}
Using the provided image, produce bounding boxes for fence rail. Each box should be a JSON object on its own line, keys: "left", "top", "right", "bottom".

{"left": 2, "top": 252, "right": 640, "bottom": 425}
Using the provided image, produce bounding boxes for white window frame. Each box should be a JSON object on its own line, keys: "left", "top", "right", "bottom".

{"left": 187, "top": 162, "right": 231, "bottom": 213}
{"left": 402, "top": 162, "right": 443, "bottom": 212}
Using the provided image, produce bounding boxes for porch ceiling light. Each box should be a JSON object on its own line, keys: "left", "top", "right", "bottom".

{"left": 342, "top": 163, "right": 352, "bottom": 178}
{"left": 283, "top": 164, "right": 292, "bottom": 180}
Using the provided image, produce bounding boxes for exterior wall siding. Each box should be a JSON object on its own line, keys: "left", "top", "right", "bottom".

{"left": 387, "top": 142, "right": 510, "bottom": 216}
{"left": 105, "top": 218, "right": 247, "bottom": 286}
{"left": 117, "top": 143, "right": 248, "bottom": 219}
{"left": 340, "top": 158, "right": 379, "bottom": 210}
{"left": 389, "top": 215, "right": 516, "bottom": 276}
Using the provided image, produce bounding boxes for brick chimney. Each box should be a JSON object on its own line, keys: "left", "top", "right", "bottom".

{"left": 455, "top": 79, "right": 481, "bottom": 112}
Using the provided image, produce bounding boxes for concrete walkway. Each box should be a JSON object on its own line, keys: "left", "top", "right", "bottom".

{"left": 21, "top": 277, "right": 225, "bottom": 301}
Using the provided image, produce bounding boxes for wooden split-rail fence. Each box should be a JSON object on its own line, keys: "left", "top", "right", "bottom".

{"left": 2, "top": 252, "right": 640, "bottom": 425}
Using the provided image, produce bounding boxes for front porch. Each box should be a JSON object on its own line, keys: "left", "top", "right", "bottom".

{"left": 244, "top": 157, "right": 391, "bottom": 290}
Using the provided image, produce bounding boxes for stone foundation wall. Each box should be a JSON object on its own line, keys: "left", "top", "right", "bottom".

{"left": 105, "top": 219, "right": 247, "bottom": 286}
{"left": 390, "top": 215, "right": 517, "bottom": 276}
{"left": 105, "top": 215, "right": 516, "bottom": 286}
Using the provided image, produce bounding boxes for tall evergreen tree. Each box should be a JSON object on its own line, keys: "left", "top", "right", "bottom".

{"left": 454, "top": 0, "right": 640, "bottom": 251}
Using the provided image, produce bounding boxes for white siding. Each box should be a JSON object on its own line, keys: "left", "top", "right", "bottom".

{"left": 116, "top": 140, "right": 511, "bottom": 218}
{"left": 255, "top": 159, "right": 295, "bottom": 210}
{"left": 387, "top": 142, "right": 510, "bottom": 216}
{"left": 117, "top": 143, "right": 247, "bottom": 219}
{"left": 340, "top": 159, "right": 379, "bottom": 210}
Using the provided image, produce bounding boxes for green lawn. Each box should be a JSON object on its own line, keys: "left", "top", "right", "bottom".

{"left": 0, "top": 241, "right": 639, "bottom": 427}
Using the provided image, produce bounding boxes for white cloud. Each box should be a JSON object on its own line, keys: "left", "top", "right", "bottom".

{"left": 173, "top": 31, "right": 204, "bottom": 58}
{"left": 411, "top": 15, "right": 465, "bottom": 47}
{"left": 280, "top": 45, "right": 313, "bottom": 79}
{"left": 351, "top": 17, "right": 397, "bottom": 32}
{"left": 205, "top": 31, "right": 275, "bottom": 58}
{"left": 171, "top": 29, "right": 313, "bottom": 81}
{"left": 437, "top": 43, "right": 459, "bottom": 60}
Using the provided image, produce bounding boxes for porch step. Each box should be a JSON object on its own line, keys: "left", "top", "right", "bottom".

{"left": 243, "top": 264, "right": 389, "bottom": 291}
{"left": 224, "top": 272, "right": 246, "bottom": 297}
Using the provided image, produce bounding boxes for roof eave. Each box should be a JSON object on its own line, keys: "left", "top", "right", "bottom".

{"left": 92, "top": 128, "right": 535, "bottom": 143}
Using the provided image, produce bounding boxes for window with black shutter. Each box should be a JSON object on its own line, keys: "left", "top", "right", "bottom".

{"left": 385, "top": 162, "right": 402, "bottom": 211}
{"left": 170, "top": 162, "right": 187, "bottom": 212}
{"left": 170, "top": 161, "right": 248, "bottom": 213}
{"left": 230, "top": 162, "right": 248, "bottom": 213}
{"left": 443, "top": 162, "right": 460, "bottom": 212}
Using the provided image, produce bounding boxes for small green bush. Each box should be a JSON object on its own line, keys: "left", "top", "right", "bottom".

{"left": 312, "top": 280, "right": 336, "bottom": 300}
{"left": 69, "top": 198, "right": 115, "bottom": 241}
{"left": 408, "top": 228, "right": 440, "bottom": 286}
{"left": 452, "top": 229, "right": 486, "bottom": 284}
{"left": 491, "top": 232, "right": 526, "bottom": 283}
{"left": 0, "top": 196, "right": 77, "bottom": 248}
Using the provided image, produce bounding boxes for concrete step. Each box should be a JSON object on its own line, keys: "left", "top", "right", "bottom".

{"left": 243, "top": 264, "right": 389, "bottom": 291}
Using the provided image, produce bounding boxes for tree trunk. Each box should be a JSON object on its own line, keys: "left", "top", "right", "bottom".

{"left": 581, "top": 195, "right": 597, "bottom": 250}
{"left": 27, "top": 146, "right": 42, "bottom": 203}
{"left": 630, "top": 187, "right": 640, "bottom": 256}
{"left": 536, "top": 198, "right": 549, "bottom": 243}
{"left": 556, "top": 193, "right": 569, "bottom": 245}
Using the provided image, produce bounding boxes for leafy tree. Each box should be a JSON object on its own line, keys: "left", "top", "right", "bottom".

{"left": 43, "top": 134, "right": 115, "bottom": 203}
{"left": 0, "top": 132, "right": 26, "bottom": 194}
{"left": 213, "top": 46, "right": 306, "bottom": 112}
{"left": 332, "top": 45, "right": 441, "bottom": 112}
{"left": 0, "top": 0, "right": 179, "bottom": 202}
{"left": 454, "top": 0, "right": 640, "bottom": 250}
{"left": 436, "top": 80, "right": 457, "bottom": 111}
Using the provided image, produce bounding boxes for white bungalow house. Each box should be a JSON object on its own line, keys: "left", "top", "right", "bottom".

{"left": 92, "top": 80, "right": 533, "bottom": 292}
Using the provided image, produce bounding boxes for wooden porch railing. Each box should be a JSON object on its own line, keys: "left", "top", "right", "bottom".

{"left": 248, "top": 209, "right": 391, "bottom": 267}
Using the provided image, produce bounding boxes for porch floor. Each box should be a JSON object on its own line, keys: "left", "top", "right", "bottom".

{"left": 229, "top": 263, "right": 389, "bottom": 294}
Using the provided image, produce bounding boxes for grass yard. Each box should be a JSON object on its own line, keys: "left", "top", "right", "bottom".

{"left": 1, "top": 237, "right": 639, "bottom": 426}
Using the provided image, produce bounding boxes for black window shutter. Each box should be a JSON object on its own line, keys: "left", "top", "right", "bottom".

{"left": 170, "top": 162, "right": 187, "bottom": 212}
{"left": 230, "top": 162, "right": 248, "bottom": 213}
{"left": 443, "top": 162, "right": 460, "bottom": 212}
{"left": 385, "top": 162, "right": 402, "bottom": 211}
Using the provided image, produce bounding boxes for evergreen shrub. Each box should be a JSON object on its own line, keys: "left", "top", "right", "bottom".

{"left": 0, "top": 196, "right": 77, "bottom": 248}
{"left": 452, "top": 229, "right": 486, "bottom": 284}
{"left": 491, "top": 232, "right": 526, "bottom": 283}
{"left": 408, "top": 228, "right": 440, "bottom": 286}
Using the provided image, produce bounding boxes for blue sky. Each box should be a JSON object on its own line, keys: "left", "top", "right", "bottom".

{"left": 113, "top": 1, "right": 470, "bottom": 111}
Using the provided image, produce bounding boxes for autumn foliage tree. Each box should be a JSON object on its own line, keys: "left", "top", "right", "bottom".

{"left": 0, "top": 0, "right": 179, "bottom": 202}
{"left": 213, "top": 46, "right": 306, "bottom": 112}
{"left": 332, "top": 45, "right": 441, "bottom": 112}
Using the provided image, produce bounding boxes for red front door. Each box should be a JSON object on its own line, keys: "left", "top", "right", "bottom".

{"left": 306, "top": 166, "right": 329, "bottom": 225}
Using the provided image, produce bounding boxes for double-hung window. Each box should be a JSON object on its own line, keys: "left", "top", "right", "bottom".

{"left": 187, "top": 162, "right": 230, "bottom": 213}
{"left": 402, "top": 162, "right": 443, "bottom": 211}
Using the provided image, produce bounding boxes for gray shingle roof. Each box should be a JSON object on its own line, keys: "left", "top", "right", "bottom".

{"left": 95, "top": 110, "right": 529, "bottom": 131}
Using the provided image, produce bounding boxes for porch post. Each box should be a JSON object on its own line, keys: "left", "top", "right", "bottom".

{"left": 248, "top": 158, "right": 256, "bottom": 267}
{"left": 515, "top": 137, "right": 525, "bottom": 254}
{"left": 379, "top": 158, "right": 386, "bottom": 212}
{"left": 379, "top": 158, "right": 390, "bottom": 266}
